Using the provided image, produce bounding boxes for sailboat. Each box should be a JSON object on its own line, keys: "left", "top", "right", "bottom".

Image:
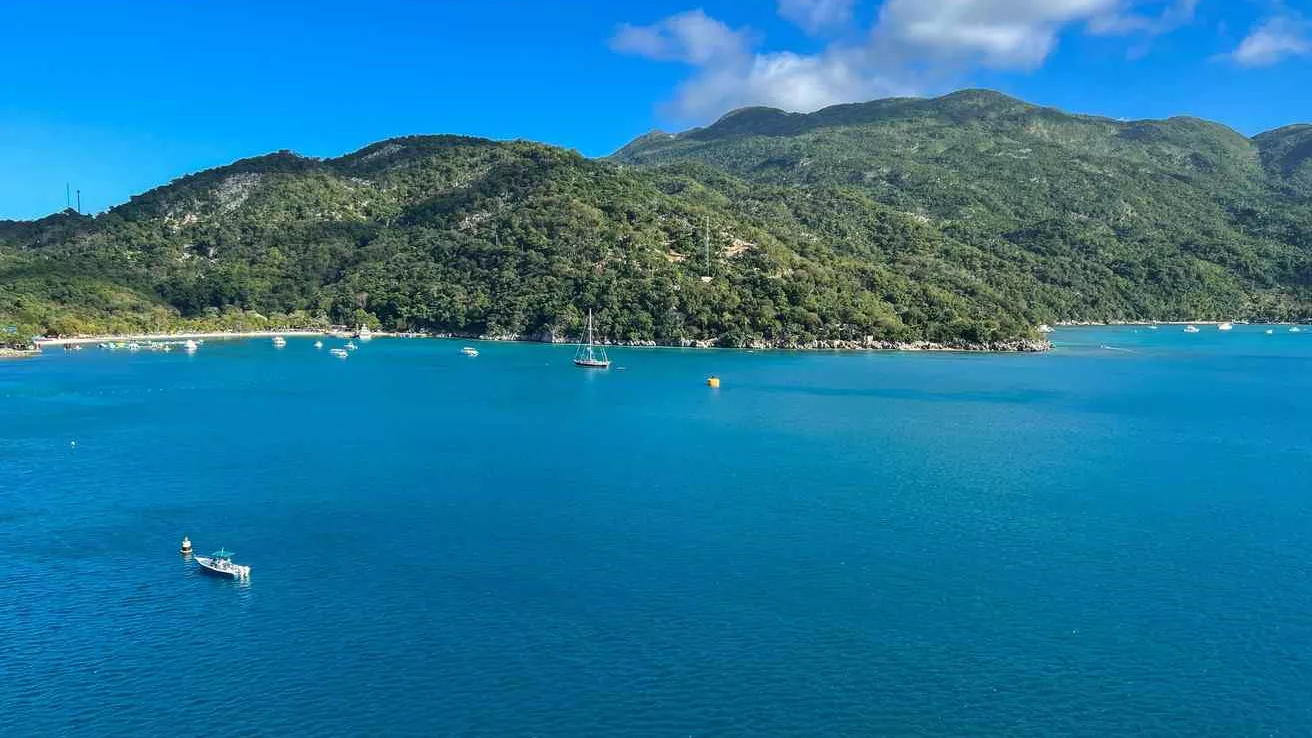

{"left": 700, "top": 216, "right": 713, "bottom": 284}
{"left": 573, "top": 310, "right": 611, "bottom": 369}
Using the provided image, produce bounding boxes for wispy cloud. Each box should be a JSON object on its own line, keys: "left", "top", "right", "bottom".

{"left": 1088, "top": 0, "right": 1199, "bottom": 36}
{"left": 1225, "top": 13, "right": 1310, "bottom": 67}
{"left": 610, "top": 10, "right": 754, "bottom": 65}
{"left": 613, "top": 1, "right": 1204, "bottom": 123}
{"left": 777, "top": 0, "right": 856, "bottom": 35}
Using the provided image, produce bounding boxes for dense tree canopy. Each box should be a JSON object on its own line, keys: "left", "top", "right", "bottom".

{"left": 2, "top": 91, "right": 1310, "bottom": 348}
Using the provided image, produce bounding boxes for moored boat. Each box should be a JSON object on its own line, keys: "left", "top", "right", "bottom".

{"left": 330, "top": 348, "right": 349, "bottom": 359}
{"left": 1218, "top": 322, "right": 1234, "bottom": 331}
{"left": 573, "top": 310, "right": 611, "bottom": 369}
{"left": 272, "top": 336, "right": 287, "bottom": 347}
{"left": 462, "top": 346, "right": 479, "bottom": 357}
{"left": 194, "top": 548, "right": 250, "bottom": 579}
{"left": 1184, "top": 325, "right": 1200, "bottom": 333}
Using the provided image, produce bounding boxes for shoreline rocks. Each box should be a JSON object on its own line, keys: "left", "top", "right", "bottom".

{"left": 428, "top": 331, "right": 1051, "bottom": 353}
{"left": 0, "top": 347, "right": 38, "bottom": 359}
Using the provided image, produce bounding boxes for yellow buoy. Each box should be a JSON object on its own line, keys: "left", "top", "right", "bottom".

{"left": 706, "top": 376, "right": 721, "bottom": 388}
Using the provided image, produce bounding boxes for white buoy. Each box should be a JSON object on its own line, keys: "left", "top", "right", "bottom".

{"left": 180, "top": 536, "right": 192, "bottom": 555}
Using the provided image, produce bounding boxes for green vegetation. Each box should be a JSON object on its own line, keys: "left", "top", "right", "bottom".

{"left": 3, "top": 90, "right": 1310, "bottom": 348}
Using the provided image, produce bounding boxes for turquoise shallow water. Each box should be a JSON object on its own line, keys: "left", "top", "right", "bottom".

{"left": 3, "top": 327, "right": 1311, "bottom": 736}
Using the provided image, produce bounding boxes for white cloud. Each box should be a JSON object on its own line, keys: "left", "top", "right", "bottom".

{"left": 670, "top": 47, "right": 910, "bottom": 120}
{"left": 614, "top": 1, "right": 1204, "bottom": 123}
{"left": 1227, "top": 14, "right": 1310, "bottom": 67}
{"left": 778, "top": 0, "right": 856, "bottom": 34}
{"left": 609, "top": 10, "right": 753, "bottom": 65}
{"left": 872, "top": 0, "right": 1122, "bottom": 70}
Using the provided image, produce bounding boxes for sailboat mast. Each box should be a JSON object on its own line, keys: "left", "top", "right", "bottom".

{"left": 704, "top": 216, "right": 710, "bottom": 275}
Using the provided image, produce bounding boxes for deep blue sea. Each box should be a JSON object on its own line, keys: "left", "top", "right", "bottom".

{"left": 3, "top": 327, "right": 1311, "bottom": 736}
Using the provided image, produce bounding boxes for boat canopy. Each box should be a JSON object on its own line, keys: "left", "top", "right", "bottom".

{"left": 211, "top": 548, "right": 235, "bottom": 559}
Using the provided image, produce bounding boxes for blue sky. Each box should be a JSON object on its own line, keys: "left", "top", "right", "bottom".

{"left": 2, "top": 0, "right": 1309, "bottom": 220}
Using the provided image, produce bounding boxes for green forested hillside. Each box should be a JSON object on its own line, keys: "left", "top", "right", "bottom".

{"left": 2, "top": 90, "right": 1310, "bottom": 349}
{"left": 617, "top": 90, "right": 1312, "bottom": 323}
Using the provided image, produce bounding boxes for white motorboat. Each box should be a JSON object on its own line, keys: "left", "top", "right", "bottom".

{"left": 1184, "top": 325, "right": 1200, "bottom": 333}
{"left": 195, "top": 548, "right": 250, "bottom": 579}
{"left": 462, "top": 347, "right": 479, "bottom": 357}
{"left": 314, "top": 340, "right": 324, "bottom": 349}
{"left": 183, "top": 340, "right": 199, "bottom": 353}
{"left": 1218, "top": 322, "right": 1234, "bottom": 331}
{"left": 272, "top": 336, "right": 287, "bottom": 347}
{"left": 344, "top": 341, "right": 358, "bottom": 351}
{"left": 330, "top": 348, "right": 349, "bottom": 359}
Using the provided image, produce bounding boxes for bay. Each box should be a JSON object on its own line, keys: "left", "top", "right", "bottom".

{"left": 3, "top": 327, "right": 1310, "bottom": 736}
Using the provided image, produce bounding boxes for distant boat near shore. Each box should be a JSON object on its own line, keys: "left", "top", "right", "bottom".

{"left": 1218, "top": 322, "right": 1234, "bottom": 331}
{"left": 573, "top": 310, "right": 611, "bottom": 369}
{"left": 1184, "top": 325, "right": 1200, "bottom": 333}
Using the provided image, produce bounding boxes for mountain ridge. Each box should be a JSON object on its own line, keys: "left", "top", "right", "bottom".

{"left": 3, "top": 89, "right": 1311, "bottom": 349}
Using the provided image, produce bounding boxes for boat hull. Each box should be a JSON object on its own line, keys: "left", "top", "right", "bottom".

{"left": 573, "top": 359, "right": 611, "bottom": 368}
{"left": 195, "top": 556, "right": 247, "bottom": 579}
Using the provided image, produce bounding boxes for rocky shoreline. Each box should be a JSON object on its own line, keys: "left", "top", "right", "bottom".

{"left": 27, "top": 329, "right": 1050, "bottom": 355}
{"left": 0, "top": 347, "right": 38, "bottom": 359}
{"left": 431, "top": 331, "right": 1051, "bottom": 353}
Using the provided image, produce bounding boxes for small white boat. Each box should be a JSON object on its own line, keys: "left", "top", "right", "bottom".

{"left": 1147, "top": 325, "right": 1159, "bottom": 331}
{"left": 1266, "top": 329, "right": 1275, "bottom": 335}
{"left": 344, "top": 341, "right": 358, "bottom": 351}
{"left": 1184, "top": 325, "right": 1200, "bottom": 333}
{"left": 314, "top": 340, "right": 324, "bottom": 349}
{"left": 194, "top": 548, "right": 250, "bottom": 579}
{"left": 330, "top": 348, "right": 349, "bottom": 359}
{"left": 1292, "top": 327, "right": 1304, "bottom": 334}
{"left": 355, "top": 325, "right": 374, "bottom": 341}
{"left": 462, "top": 347, "right": 479, "bottom": 357}
{"left": 272, "top": 336, "right": 287, "bottom": 347}
{"left": 183, "top": 339, "right": 199, "bottom": 353}
{"left": 1218, "top": 322, "right": 1234, "bottom": 331}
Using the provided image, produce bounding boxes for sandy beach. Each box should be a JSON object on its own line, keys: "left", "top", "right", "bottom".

{"left": 34, "top": 330, "right": 329, "bottom": 348}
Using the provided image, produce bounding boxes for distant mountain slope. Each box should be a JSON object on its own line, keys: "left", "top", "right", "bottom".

{"left": 2, "top": 90, "right": 1310, "bottom": 347}
{"left": 614, "top": 90, "right": 1312, "bottom": 324}
{"left": 1255, "top": 124, "right": 1312, "bottom": 196}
